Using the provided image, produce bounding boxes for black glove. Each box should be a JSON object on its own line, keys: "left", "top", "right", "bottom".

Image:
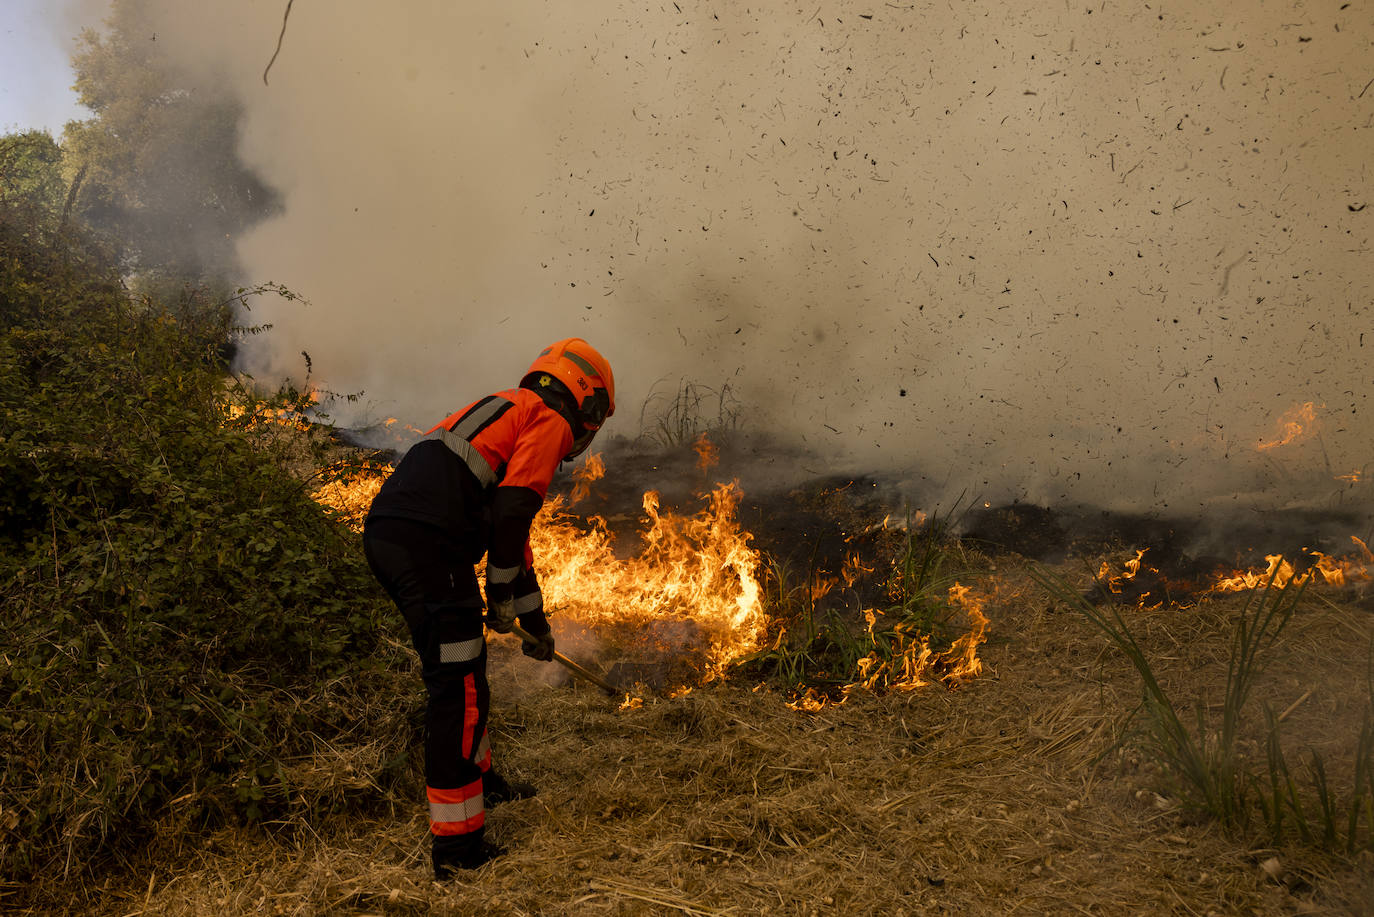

{"left": 484, "top": 567, "right": 519, "bottom": 634}
{"left": 485, "top": 592, "right": 516, "bottom": 633}
{"left": 521, "top": 629, "right": 555, "bottom": 662}
{"left": 518, "top": 610, "right": 554, "bottom": 661}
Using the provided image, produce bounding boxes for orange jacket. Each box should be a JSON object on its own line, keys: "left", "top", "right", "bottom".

{"left": 367, "top": 388, "right": 574, "bottom": 577}
{"left": 425, "top": 388, "right": 572, "bottom": 500}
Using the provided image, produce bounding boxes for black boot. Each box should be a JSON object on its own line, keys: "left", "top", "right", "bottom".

{"left": 483, "top": 771, "right": 536, "bottom": 806}
{"left": 432, "top": 831, "right": 505, "bottom": 879}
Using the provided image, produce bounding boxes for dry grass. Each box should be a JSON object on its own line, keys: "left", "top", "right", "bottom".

{"left": 16, "top": 559, "right": 1374, "bottom": 917}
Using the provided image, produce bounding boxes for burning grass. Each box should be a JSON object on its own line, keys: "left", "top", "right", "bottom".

{"left": 27, "top": 566, "right": 1374, "bottom": 916}
{"left": 313, "top": 446, "right": 991, "bottom": 698}
{"left": 530, "top": 480, "right": 768, "bottom": 682}
{"left": 12, "top": 423, "right": 1374, "bottom": 914}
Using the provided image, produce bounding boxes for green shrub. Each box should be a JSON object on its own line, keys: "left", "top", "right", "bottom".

{"left": 736, "top": 513, "right": 978, "bottom": 698}
{"left": 0, "top": 200, "right": 390, "bottom": 883}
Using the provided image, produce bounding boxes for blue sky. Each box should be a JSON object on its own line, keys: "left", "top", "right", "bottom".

{"left": 1, "top": 0, "right": 97, "bottom": 135}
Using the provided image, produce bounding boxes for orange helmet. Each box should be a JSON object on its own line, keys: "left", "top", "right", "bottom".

{"left": 522, "top": 338, "right": 615, "bottom": 458}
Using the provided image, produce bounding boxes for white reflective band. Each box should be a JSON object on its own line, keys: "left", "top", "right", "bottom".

{"left": 430, "top": 794, "right": 484, "bottom": 825}
{"left": 487, "top": 564, "right": 520, "bottom": 585}
{"left": 452, "top": 397, "right": 511, "bottom": 439}
{"left": 513, "top": 589, "right": 543, "bottom": 615}
{"left": 439, "top": 637, "right": 484, "bottom": 664}
{"left": 434, "top": 428, "right": 496, "bottom": 487}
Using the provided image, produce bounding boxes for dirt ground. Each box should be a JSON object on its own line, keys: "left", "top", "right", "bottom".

{"left": 39, "top": 549, "right": 1373, "bottom": 917}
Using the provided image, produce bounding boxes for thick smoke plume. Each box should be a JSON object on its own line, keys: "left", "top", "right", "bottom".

{"left": 75, "top": 1, "right": 1373, "bottom": 516}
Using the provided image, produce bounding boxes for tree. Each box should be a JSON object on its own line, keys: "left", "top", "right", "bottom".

{"left": 0, "top": 129, "right": 80, "bottom": 241}
{"left": 0, "top": 130, "right": 65, "bottom": 212}
{"left": 61, "top": 0, "right": 279, "bottom": 284}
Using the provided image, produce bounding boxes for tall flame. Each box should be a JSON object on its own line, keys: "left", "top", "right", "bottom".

{"left": 313, "top": 452, "right": 769, "bottom": 681}
{"left": 567, "top": 452, "right": 606, "bottom": 504}
{"left": 530, "top": 480, "right": 767, "bottom": 679}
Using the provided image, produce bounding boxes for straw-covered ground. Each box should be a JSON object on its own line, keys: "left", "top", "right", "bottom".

{"left": 36, "top": 552, "right": 1374, "bottom": 916}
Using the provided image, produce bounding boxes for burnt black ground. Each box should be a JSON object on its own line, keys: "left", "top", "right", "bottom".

{"left": 346, "top": 428, "right": 1373, "bottom": 613}
{"left": 560, "top": 435, "right": 1374, "bottom": 614}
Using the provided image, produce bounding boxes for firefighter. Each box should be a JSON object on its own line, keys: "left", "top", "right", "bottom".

{"left": 362, "top": 338, "right": 615, "bottom": 878}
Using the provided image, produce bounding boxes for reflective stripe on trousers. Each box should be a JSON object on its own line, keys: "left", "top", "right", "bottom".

{"left": 428, "top": 778, "right": 485, "bottom": 836}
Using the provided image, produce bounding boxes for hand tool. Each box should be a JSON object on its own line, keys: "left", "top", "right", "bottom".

{"left": 507, "top": 621, "right": 621, "bottom": 697}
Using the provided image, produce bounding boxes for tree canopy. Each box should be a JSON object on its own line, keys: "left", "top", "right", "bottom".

{"left": 60, "top": 0, "right": 279, "bottom": 284}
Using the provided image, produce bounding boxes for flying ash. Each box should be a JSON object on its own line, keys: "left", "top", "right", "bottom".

{"left": 69, "top": 1, "right": 1374, "bottom": 517}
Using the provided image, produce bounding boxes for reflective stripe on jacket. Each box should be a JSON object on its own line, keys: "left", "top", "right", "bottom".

{"left": 367, "top": 388, "right": 572, "bottom": 576}
{"left": 425, "top": 389, "right": 572, "bottom": 499}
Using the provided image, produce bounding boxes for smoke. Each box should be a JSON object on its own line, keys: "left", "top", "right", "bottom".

{"left": 73, "top": 1, "right": 1374, "bottom": 516}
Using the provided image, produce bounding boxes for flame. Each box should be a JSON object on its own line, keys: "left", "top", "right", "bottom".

{"left": 1208, "top": 537, "right": 1373, "bottom": 593}
{"left": 942, "top": 583, "right": 991, "bottom": 681}
{"left": 221, "top": 401, "right": 312, "bottom": 431}
{"left": 529, "top": 480, "right": 767, "bottom": 679}
{"left": 567, "top": 453, "right": 606, "bottom": 504}
{"left": 860, "top": 511, "right": 926, "bottom": 536}
{"left": 1098, "top": 548, "right": 1149, "bottom": 589}
{"left": 1092, "top": 536, "right": 1374, "bottom": 606}
{"left": 311, "top": 461, "right": 390, "bottom": 529}
{"left": 221, "top": 386, "right": 321, "bottom": 432}
{"left": 1257, "top": 401, "right": 1321, "bottom": 451}
{"left": 1095, "top": 548, "right": 1175, "bottom": 608}
{"left": 841, "top": 552, "right": 875, "bottom": 588}
{"left": 787, "top": 690, "right": 830, "bottom": 713}
{"left": 844, "top": 583, "right": 990, "bottom": 697}
{"left": 810, "top": 575, "right": 837, "bottom": 604}
{"left": 309, "top": 455, "right": 768, "bottom": 681}
{"left": 309, "top": 452, "right": 991, "bottom": 697}
{"left": 1336, "top": 470, "right": 1363, "bottom": 484}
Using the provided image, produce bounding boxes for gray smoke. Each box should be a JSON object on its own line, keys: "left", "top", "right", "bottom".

{"left": 72, "top": 1, "right": 1374, "bottom": 516}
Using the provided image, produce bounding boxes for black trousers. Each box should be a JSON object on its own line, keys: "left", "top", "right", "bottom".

{"left": 363, "top": 516, "right": 491, "bottom": 855}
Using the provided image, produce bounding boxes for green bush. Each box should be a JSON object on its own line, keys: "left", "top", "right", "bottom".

{"left": 735, "top": 513, "right": 978, "bottom": 698}
{"left": 0, "top": 198, "right": 389, "bottom": 882}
